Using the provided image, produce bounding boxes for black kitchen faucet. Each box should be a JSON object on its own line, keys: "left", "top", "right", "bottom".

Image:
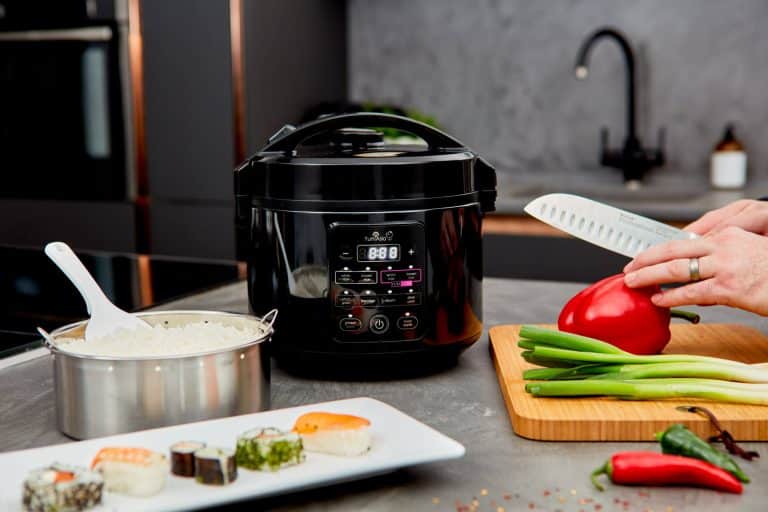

{"left": 574, "top": 27, "right": 665, "bottom": 185}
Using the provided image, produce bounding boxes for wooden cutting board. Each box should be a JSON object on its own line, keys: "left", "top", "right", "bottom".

{"left": 490, "top": 324, "right": 768, "bottom": 441}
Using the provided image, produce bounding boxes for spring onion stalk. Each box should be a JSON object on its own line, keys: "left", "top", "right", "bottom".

{"left": 529, "top": 345, "right": 753, "bottom": 368}
{"left": 525, "top": 379, "right": 768, "bottom": 406}
{"left": 523, "top": 365, "right": 608, "bottom": 380}
{"left": 523, "top": 364, "right": 621, "bottom": 380}
{"left": 587, "top": 362, "right": 768, "bottom": 383}
{"left": 519, "top": 325, "right": 628, "bottom": 354}
{"left": 525, "top": 362, "right": 768, "bottom": 383}
{"left": 520, "top": 351, "right": 590, "bottom": 368}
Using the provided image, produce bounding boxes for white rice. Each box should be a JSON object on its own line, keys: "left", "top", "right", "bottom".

{"left": 55, "top": 321, "right": 265, "bottom": 357}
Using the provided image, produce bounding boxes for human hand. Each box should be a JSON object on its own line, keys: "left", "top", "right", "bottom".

{"left": 623, "top": 226, "right": 768, "bottom": 316}
{"left": 685, "top": 199, "right": 768, "bottom": 236}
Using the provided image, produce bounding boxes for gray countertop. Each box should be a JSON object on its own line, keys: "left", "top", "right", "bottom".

{"left": 2, "top": 278, "right": 767, "bottom": 511}
{"left": 493, "top": 170, "right": 768, "bottom": 221}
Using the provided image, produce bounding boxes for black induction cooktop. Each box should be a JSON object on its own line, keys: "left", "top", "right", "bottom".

{"left": 0, "top": 245, "right": 242, "bottom": 358}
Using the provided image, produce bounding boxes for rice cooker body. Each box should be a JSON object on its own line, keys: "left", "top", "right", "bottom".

{"left": 235, "top": 113, "right": 496, "bottom": 367}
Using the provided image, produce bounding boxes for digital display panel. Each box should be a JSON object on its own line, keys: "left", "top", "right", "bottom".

{"left": 357, "top": 244, "right": 400, "bottom": 262}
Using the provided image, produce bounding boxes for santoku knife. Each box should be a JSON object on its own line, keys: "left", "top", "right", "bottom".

{"left": 523, "top": 193, "right": 696, "bottom": 258}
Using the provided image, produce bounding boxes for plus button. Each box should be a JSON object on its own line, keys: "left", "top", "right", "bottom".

{"left": 408, "top": 248, "right": 416, "bottom": 256}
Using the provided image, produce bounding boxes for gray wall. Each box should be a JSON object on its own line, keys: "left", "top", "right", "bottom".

{"left": 349, "top": 0, "right": 768, "bottom": 185}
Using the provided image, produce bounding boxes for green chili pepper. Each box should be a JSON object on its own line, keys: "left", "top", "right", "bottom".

{"left": 656, "top": 424, "right": 750, "bottom": 483}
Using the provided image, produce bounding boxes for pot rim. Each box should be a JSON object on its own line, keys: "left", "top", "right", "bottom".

{"left": 47, "top": 309, "right": 275, "bottom": 362}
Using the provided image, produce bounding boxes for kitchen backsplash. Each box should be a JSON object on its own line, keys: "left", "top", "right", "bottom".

{"left": 348, "top": 0, "right": 768, "bottom": 187}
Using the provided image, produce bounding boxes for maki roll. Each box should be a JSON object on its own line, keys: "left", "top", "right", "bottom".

{"left": 293, "top": 412, "right": 372, "bottom": 456}
{"left": 235, "top": 427, "right": 304, "bottom": 471}
{"left": 91, "top": 446, "right": 169, "bottom": 497}
{"left": 170, "top": 441, "right": 206, "bottom": 477}
{"left": 22, "top": 463, "right": 103, "bottom": 512}
{"left": 194, "top": 447, "right": 237, "bottom": 485}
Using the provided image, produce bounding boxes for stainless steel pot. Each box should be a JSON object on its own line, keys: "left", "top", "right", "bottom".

{"left": 47, "top": 310, "right": 275, "bottom": 440}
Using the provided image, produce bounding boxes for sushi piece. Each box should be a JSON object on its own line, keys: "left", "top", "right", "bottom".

{"left": 193, "top": 447, "right": 237, "bottom": 485}
{"left": 22, "top": 463, "right": 103, "bottom": 512}
{"left": 235, "top": 427, "right": 304, "bottom": 471}
{"left": 293, "top": 412, "right": 372, "bottom": 456}
{"left": 170, "top": 441, "right": 206, "bottom": 477}
{"left": 91, "top": 446, "right": 169, "bottom": 497}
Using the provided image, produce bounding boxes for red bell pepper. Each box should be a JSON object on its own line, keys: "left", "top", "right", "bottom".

{"left": 558, "top": 273, "right": 699, "bottom": 355}
{"left": 591, "top": 451, "right": 743, "bottom": 494}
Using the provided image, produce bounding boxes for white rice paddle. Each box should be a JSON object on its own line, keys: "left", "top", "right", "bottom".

{"left": 44, "top": 241, "right": 151, "bottom": 341}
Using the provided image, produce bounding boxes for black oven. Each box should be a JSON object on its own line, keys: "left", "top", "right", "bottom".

{"left": 0, "top": 0, "right": 132, "bottom": 201}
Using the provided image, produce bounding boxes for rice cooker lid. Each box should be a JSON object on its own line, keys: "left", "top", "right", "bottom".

{"left": 235, "top": 113, "right": 496, "bottom": 211}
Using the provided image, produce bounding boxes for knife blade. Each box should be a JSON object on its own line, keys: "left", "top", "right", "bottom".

{"left": 523, "top": 193, "right": 696, "bottom": 258}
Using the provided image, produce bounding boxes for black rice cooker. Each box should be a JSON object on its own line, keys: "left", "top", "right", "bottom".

{"left": 235, "top": 113, "right": 496, "bottom": 374}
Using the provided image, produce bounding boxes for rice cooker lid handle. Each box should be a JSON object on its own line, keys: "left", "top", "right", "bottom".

{"left": 260, "top": 112, "right": 468, "bottom": 154}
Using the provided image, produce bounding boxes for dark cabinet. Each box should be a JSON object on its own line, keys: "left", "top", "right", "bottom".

{"left": 483, "top": 234, "right": 630, "bottom": 283}
{"left": 142, "top": 0, "right": 347, "bottom": 259}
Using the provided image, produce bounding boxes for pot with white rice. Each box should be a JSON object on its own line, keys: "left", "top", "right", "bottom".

{"left": 48, "top": 310, "right": 275, "bottom": 439}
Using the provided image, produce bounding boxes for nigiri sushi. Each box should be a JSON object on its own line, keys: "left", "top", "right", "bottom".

{"left": 91, "top": 447, "right": 169, "bottom": 497}
{"left": 292, "top": 412, "right": 372, "bottom": 456}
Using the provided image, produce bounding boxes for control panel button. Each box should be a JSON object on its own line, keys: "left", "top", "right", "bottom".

{"left": 335, "top": 295, "right": 356, "bottom": 308}
{"left": 380, "top": 296, "right": 396, "bottom": 306}
{"left": 369, "top": 314, "right": 390, "bottom": 334}
{"left": 397, "top": 315, "right": 419, "bottom": 330}
{"left": 357, "top": 271, "right": 377, "bottom": 284}
{"left": 339, "top": 245, "right": 354, "bottom": 260}
{"left": 403, "top": 269, "right": 421, "bottom": 281}
{"left": 334, "top": 270, "right": 378, "bottom": 285}
{"left": 403, "top": 293, "right": 420, "bottom": 305}
{"left": 339, "top": 317, "right": 362, "bottom": 331}
{"left": 380, "top": 268, "right": 422, "bottom": 284}
{"left": 359, "top": 290, "right": 377, "bottom": 307}
{"left": 379, "top": 293, "right": 421, "bottom": 307}
{"left": 335, "top": 271, "right": 354, "bottom": 284}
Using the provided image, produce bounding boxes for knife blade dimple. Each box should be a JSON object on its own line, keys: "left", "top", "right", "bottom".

{"left": 523, "top": 193, "right": 693, "bottom": 258}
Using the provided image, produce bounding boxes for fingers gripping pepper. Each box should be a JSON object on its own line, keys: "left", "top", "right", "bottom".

{"left": 591, "top": 451, "right": 742, "bottom": 494}
{"left": 657, "top": 423, "right": 750, "bottom": 483}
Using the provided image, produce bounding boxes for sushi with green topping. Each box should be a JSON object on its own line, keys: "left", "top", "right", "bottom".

{"left": 235, "top": 427, "right": 304, "bottom": 471}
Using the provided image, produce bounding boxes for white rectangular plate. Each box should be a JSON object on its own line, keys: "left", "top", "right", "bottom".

{"left": 0, "top": 397, "right": 464, "bottom": 512}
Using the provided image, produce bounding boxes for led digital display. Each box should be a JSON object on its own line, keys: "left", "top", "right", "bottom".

{"left": 357, "top": 244, "right": 400, "bottom": 262}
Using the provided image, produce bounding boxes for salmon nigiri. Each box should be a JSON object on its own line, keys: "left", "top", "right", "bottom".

{"left": 292, "top": 412, "right": 371, "bottom": 456}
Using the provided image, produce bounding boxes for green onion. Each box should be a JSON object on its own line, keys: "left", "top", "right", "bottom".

{"left": 518, "top": 325, "right": 768, "bottom": 406}
{"left": 525, "top": 378, "right": 768, "bottom": 406}
{"left": 529, "top": 345, "right": 752, "bottom": 368}
{"left": 587, "top": 362, "right": 768, "bottom": 383}
{"left": 523, "top": 364, "right": 622, "bottom": 380}
{"left": 519, "top": 325, "right": 628, "bottom": 354}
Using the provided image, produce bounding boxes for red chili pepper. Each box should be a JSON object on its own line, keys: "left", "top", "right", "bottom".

{"left": 591, "top": 451, "right": 743, "bottom": 494}
{"left": 558, "top": 273, "right": 699, "bottom": 355}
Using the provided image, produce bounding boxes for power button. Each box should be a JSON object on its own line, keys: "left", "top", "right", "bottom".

{"left": 369, "top": 314, "right": 390, "bottom": 334}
